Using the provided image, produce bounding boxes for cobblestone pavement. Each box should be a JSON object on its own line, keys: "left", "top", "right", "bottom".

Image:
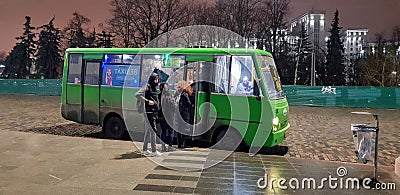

{"left": 0, "top": 94, "right": 399, "bottom": 167}
{"left": 281, "top": 106, "right": 400, "bottom": 166}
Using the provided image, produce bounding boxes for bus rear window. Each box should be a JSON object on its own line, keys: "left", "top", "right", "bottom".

{"left": 67, "top": 54, "right": 83, "bottom": 84}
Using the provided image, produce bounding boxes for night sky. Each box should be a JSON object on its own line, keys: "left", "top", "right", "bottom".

{"left": 0, "top": 0, "right": 399, "bottom": 53}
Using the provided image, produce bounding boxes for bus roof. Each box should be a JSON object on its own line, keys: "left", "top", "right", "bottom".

{"left": 65, "top": 48, "right": 272, "bottom": 57}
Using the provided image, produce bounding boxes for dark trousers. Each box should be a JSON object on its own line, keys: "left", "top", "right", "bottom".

{"left": 160, "top": 119, "right": 174, "bottom": 146}
{"left": 143, "top": 112, "right": 157, "bottom": 152}
{"left": 177, "top": 132, "right": 186, "bottom": 148}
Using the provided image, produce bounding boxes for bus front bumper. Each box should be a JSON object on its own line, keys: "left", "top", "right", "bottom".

{"left": 264, "top": 123, "right": 290, "bottom": 147}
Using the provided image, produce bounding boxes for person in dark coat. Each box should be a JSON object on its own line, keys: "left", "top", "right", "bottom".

{"left": 175, "top": 81, "right": 194, "bottom": 148}
{"left": 158, "top": 83, "right": 175, "bottom": 152}
{"left": 135, "top": 72, "right": 161, "bottom": 156}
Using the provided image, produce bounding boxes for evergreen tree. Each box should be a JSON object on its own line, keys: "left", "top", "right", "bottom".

{"left": 0, "top": 52, "right": 6, "bottom": 78}
{"left": 4, "top": 16, "right": 36, "bottom": 78}
{"left": 96, "top": 31, "right": 114, "bottom": 48}
{"left": 87, "top": 28, "right": 97, "bottom": 47}
{"left": 4, "top": 43, "right": 29, "bottom": 78}
{"left": 294, "top": 23, "right": 313, "bottom": 85}
{"left": 36, "top": 17, "right": 63, "bottom": 79}
{"left": 63, "top": 12, "right": 92, "bottom": 48}
{"left": 73, "top": 28, "right": 88, "bottom": 47}
{"left": 315, "top": 49, "right": 327, "bottom": 85}
{"left": 0, "top": 52, "right": 6, "bottom": 65}
{"left": 275, "top": 37, "right": 295, "bottom": 85}
{"left": 325, "top": 9, "right": 345, "bottom": 86}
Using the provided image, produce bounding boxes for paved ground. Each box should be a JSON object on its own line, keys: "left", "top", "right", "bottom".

{"left": 0, "top": 94, "right": 398, "bottom": 166}
{"left": 282, "top": 106, "right": 400, "bottom": 166}
{"left": 0, "top": 94, "right": 399, "bottom": 194}
{"left": 0, "top": 129, "right": 399, "bottom": 194}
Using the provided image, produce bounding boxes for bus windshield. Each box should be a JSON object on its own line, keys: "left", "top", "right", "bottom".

{"left": 257, "top": 55, "right": 284, "bottom": 100}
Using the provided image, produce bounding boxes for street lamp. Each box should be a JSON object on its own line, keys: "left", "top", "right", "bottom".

{"left": 294, "top": 50, "right": 316, "bottom": 86}
{"left": 392, "top": 71, "right": 397, "bottom": 86}
{"left": 249, "top": 34, "right": 258, "bottom": 49}
{"left": 0, "top": 64, "right": 5, "bottom": 75}
{"left": 303, "top": 51, "right": 316, "bottom": 86}
{"left": 310, "top": 52, "right": 316, "bottom": 86}
{"left": 392, "top": 55, "right": 399, "bottom": 86}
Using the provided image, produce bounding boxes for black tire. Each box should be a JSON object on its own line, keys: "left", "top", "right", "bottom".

{"left": 103, "top": 116, "right": 127, "bottom": 139}
{"left": 213, "top": 127, "right": 243, "bottom": 151}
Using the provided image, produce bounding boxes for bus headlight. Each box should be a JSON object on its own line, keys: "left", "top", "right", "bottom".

{"left": 272, "top": 117, "right": 279, "bottom": 126}
{"left": 272, "top": 117, "right": 279, "bottom": 132}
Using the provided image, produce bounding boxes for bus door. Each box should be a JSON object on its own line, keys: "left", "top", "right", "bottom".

{"left": 82, "top": 60, "right": 101, "bottom": 124}
{"left": 211, "top": 55, "right": 265, "bottom": 144}
{"left": 66, "top": 54, "right": 83, "bottom": 123}
{"left": 185, "top": 60, "right": 213, "bottom": 138}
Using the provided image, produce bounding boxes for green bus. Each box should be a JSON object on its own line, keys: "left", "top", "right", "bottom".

{"left": 61, "top": 48, "right": 290, "bottom": 150}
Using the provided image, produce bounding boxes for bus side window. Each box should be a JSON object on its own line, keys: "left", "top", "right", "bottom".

{"left": 214, "top": 55, "right": 230, "bottom": 94}
{"left": 141, "top": 55, "right": 161, "bottom": 86}
{"left": 230, "top": 56, "right": 254, "bottom": 96}
{"left": 85, "top": 61, "right": 100, "bottom": 85}
{"left": 67, "top": 54, "right": 83, "bottom": 84}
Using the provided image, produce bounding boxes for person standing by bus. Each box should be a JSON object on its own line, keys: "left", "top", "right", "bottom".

{"left": 176, "top": 81, "right": 194, "bottom": 149}
{"left": 136, "top": 73, "right": 162, "bottom": 156}
{"left": 158, "top": 83, "right": 175, "bottom": 152}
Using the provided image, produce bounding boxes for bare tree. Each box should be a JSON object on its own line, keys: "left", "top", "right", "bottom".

{"left": 356, "top": 34, "right": 397, "bottom": 86}
{"left": 109, "top": 0, "right": 135, "bottom": 47}
{"left": 392, "top": 26, "right": 400, "bottom": 86}
{"left": 214, "top": 0, "right": 266, "bottom": 38}
{"left": 186, "top": 0, "right": 268, "bottom": 48}
{"left": 357, "top": 55, "right": 396, "bottom": 86}
{"left": 109, "top": 0, "right": 190, "bottom": 47}
{"left": 392, "top": 26, "right": 400, "bottom": 45}
{"left": 191, "top": 3, "right": 216, "bottom": 26}
{"left": 261, "top": 0, "right": 290, "bottom": 54}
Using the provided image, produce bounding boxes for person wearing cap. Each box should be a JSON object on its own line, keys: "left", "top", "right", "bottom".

{"left": 175, "top": 81, "right": 194, "bottom": 148}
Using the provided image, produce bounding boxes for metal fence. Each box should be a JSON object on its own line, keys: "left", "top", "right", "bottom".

{"left": 284, "top": 85, "right": 400, "bottom": 109}
{"left": 0, "top": 79, "right": 62, "bottom": 96}
{"left": 1, "top": 79, "right": 399, "bottom": 109}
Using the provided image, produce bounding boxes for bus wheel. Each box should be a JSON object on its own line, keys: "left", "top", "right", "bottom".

{"left": 214, "top": 127, "right": 243, "bottom": 151}
{"left": 104, "top": 116, "right": 127, "bottom": 139}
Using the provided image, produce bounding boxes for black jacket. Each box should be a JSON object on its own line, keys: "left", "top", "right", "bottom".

{"left": 158, "top": 89, "right": 175, "bottom": 121}
{"left": 179, "top": 91, "right": 193, "bottom": 124}
{"left": 135, "top": 73, "right": 159, "bottom": 113}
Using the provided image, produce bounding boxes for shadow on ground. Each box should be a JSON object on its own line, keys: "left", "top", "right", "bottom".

{"left": 114, "top": 151, "right": 144, "bottom": 160}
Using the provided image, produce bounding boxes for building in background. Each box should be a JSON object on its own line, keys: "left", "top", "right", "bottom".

{"left": 340, "top": 29, "right": 369, "bottom": 84}
{"left": 363, "top": 41, "right": 400, "bottom": 55}
{"left": 288, "top": 11, "right": 327, "bottom": 86}
{"left": 289, "top": 10, "right": 327, "bottom": 52}
{"left": 341, "top": 29, "right": 369, "bottom": 61}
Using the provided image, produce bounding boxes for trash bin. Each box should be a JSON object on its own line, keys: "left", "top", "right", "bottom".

{"left": 350, "top": 112, "right": 380, "bottom": 187}
{"left": 351, "top": 124, "right": 375, "bottom": 164}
